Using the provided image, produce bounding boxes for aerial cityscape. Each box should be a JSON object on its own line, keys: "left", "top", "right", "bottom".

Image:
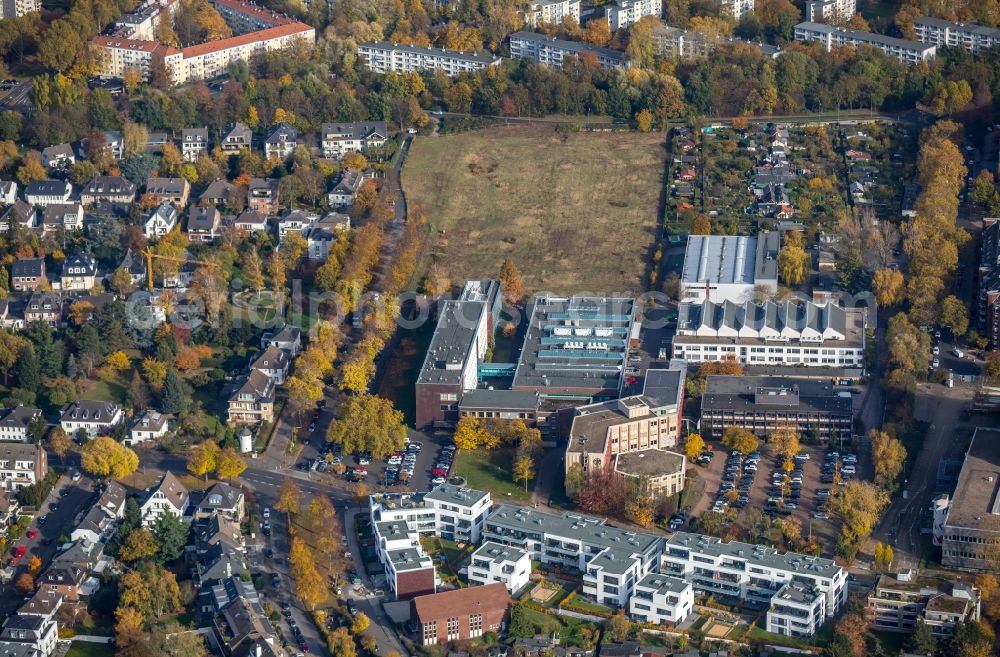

{"left": 0, "top": 0, "right": 996, "bottom": 656}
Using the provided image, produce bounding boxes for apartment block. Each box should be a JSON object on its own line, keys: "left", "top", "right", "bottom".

{"left": 914, "top": 17, "right": 1000, "bottom": 54}
{"left": 509, "top": 31, "right": 627, "bottom": 69}
{"left": 0, "top": 0, "right": 39, "bottom": 18}
{"left": 522, "top": 0, "right": 580, "bottom": 28}
{"left": 484, "top": 505, "right": 664, "bottom": 608}
{"left": 720, "top": 0, "right": 754, "bottom": 21}
{"left": 700, "top": 375, "right": 854, "bottom": 438}
{"left": 766, "top": 582, "right": 827, "bottom": 638}
{"left": 357, "top": 42, "right": 501, "bottom": 76}
{"left": 805, "top": 0, "right": 856, "bottom": 23}
{"left": 867, "top": 570, "right": 980, "bottom": 639}
{"left": 663, "top": 532, "right": 847, "bottom": 632}
{"left": 628, "top": 573, "right": 694, "bottom": 625}
{"left": 793, "top": 21, "right": 936, "bottom": 63}
{"left": 652, "top": 24, "right": 781, "bottom": 58}
{"left": 606, "top": 0, "right": 661, "bottom": 30}
{"left": 467, "top": 541, "right": 531, "bottom": 594}
{"left": 370, "top": 486, "right": 493, "bottom": 600}
{"left": 672, "top": 299, "right": 866, "bottom": 368}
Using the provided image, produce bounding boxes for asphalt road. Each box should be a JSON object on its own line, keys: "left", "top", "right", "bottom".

{"left": 0, "top": 473, "right": 96, "bottom": 617}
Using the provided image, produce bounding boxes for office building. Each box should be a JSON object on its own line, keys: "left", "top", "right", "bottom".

{"left": 700, "top": 375, "right": 854, "bottom": 438}
{"left": 867, "top": 570, "right": 981, "bottom": 639}
{"left": 467, "top": 542, "right": 531, "bottom": 594}
{"left": 606, "top": 0, "right": 662, "bottom": 30}
{"left": 566, "top": 367, "right": 685, "bottom": 474}
{"left": 628, "top": 573, "right": 694, "bottom": 625}
{"left": 914, "top": 17, "right": 1000, "bottom": 54}
{"left": 672, "top": 298, "right": 866, "bottom": 368}
{"left": 356, "top": 42, "right": 501, "bottom": 76}
{"left": 522, "top": 0, "right": 580, "bottom": 28}
{"left": 414, "top": 280, "right": 503, "bottom": 428}
{"left": 793, "top": 21, "right": 936, "bottom": 63}
{"left": 484, "top": 505, "right": 664, "bottom": 608}
{"left": 679, "top": 233, "right": 780, "bottom": 304}
{"left": 936, "top": 427, "right": 1000, "bottom": 571}
{"left": 663, "top": 532, "right": 847, "bottom": 633}
{"left": 509, "top": 31, "right": 627, "bottom": 69}
{"left": 805, "top": 0, "right": 855, "bottom": 23}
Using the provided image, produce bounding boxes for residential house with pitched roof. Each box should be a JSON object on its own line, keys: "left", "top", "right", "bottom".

{"left": 227, "top": 370, "right": 276, "bottom": 425}
{"left": 41, "top": 203, "right": 84, "bottom": 233}
{"left": 59, "top": 253, "right": 98, "bottom": 291}
{"left": 24, "top": 180, "right": 71, "bottom": 207}
{"left": 140, "top": 471, "right": 190, "bottom": 526}
{"left": 220, "top": 122, "right": 253, "bottom": 153}
{"left": 247, "top": 178, "right": 280, "bottom": 214}
{"left": 249, "top": 346, "right": 290, "bottom": 385}
{"left": 127, "top": 411, "right": 169, "bottom": 447}
{"left": 186, "top": 206, "right": 222, "bottom": 242}
{"left": 24, "top": 292, "right": 61, "bottom": 327}
{"left": 41, "top": 144, "right": 75, "bottom": 170}
{"left": 0, "top": 443, "right": 46, "bottom": 492}
{"left": 146, "top": 177, "right": 191, "bottom": 207}
{"left": 320, "top": 121, "right": 388, "bottom": 158}
{"left": 59, "top": 401, "right": 124, "bottom": 438}
{"left": 0, "top": 406, "right": 41, "bottom": 442}
{"left": 11, "top": 258, "right": 46, "bottom": 292}
{"left": 80, "top": 176, "right": 137, "bottom": 205}
{"left": 327, "top": 170, "right": 364, "bottom": 207}
{"left": 144, "top": 202, "right": 179, "bottom": 238}
{"left": 264, "top": 122, "right": 296, "bottom": 160}
{"left": 181, "top": 127, "right": 210, "bottom": 162}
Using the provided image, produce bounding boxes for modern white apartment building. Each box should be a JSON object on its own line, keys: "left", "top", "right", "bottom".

{"left": 720, "top": 0, "right": 754, "bottom": 21}
{"left": 483, "top": 505, "right": 664, "bottom": 608}
{"left": 509, "top": 31, "right": 627, "bottom": 69}
{"left": 766, "top": 582, "right": 828, "bottom": 638}
{"left": 356, "top": 42, "right": 501, "bottom": 76}
{"left": 522, "top": 0, "right": 580, "bottom": 27}
{"left": 663, "top": 532, "right": 847, "bottom": 633}
{"left": 652, "top": 25, "right": 782, "bottom": 58}
{"left": 805, "top": 0, "right": 856, "bottom": 23}
{"left": 467, "top": 542, "right": 531, "bottom": 594}
{"left": 672, "top": 299, "right": 866, "bottom": 368}
{"left": 794, "top": 21, "right": 936, "bottom": 63}
{"left": 370, "top": 486, "right": 493, "bottom": 600}
{"left": 606, "top": 0, "right": 662, "bottom": 30}
{"left": 913, "top": 17, "right": 1000, "bottom": 54}
{"left": 628, "top": 573, "right": 694, "bottom": 625}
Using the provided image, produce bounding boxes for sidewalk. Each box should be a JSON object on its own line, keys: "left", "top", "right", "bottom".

{"left": 344, "top": 508, "right": 410, "bottom": 657}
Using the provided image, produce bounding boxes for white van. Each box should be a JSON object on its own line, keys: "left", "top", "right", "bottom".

{"left": 953, "top": 348, "right": 964, "bottom": 358}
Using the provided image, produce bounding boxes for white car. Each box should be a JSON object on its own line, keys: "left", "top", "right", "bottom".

{"left": 71, "top": 471, "right": 82, "bottom": 482}
{"left": 932, "top": 345, "right": 940, "bottom": 355}
{"left": 842, "top": 465, "right": 856, "bottom": 475}
{"left": 431, "top": 476, "right": 447, "bottom": 485}
{"left": 931, "top": 358, "right": 940, "bottom": 368}
{"left": 263, "top": 507, "right": 271, "bottom": 519}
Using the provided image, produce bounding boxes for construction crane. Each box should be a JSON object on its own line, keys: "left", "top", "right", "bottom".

{"left": 142, "top": 248, "right": 222, "bottom": 292}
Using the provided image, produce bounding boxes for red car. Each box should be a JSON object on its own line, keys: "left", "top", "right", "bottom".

{"left": 13, "top": 546, "right": 25, "bottom": 558}
{"left": 431, "top": 468, "right": 448, "bottom": 477}
{"left": 26, "top": 530, "right": 36, "bottom": 539}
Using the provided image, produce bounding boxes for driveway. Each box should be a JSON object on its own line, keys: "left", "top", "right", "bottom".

{"left": 0, "top": 474, "right": 95, "bottom": 617}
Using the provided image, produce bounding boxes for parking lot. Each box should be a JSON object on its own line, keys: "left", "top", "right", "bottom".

{"left": 687, "top": 441, "right": 855, "bottom": 552}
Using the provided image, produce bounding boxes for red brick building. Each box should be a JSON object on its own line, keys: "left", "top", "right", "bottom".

{"left": 411, "top": 583, "right": 510, "bottom": 646}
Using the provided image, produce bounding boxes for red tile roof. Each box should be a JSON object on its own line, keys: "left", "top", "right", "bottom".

{"left": 91, "top": 36, "right": 179, "bottom": 57}
{"left": 181, "top": 22, "right": 313, "bottom": 58}
{"left": 412, "top": 583, "right": 510, "bottom": 623}
{"left": 212, "top": 0, "right": 296, "bottom": 25}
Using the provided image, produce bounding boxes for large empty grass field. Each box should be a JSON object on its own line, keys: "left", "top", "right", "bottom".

{"left": 403, "top": 126, "right": 666, "bottom": 294}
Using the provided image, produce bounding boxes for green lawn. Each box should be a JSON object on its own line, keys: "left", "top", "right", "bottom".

{"left": 66, "top": 641, "right": 115, "bottom": 657}
{"left": 453, "top": 448, "right": 533, "bottom": 502}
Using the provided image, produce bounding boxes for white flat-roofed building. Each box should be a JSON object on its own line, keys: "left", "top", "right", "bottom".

{"left": 629, "top": 573, "right": 694, "bottom": 625}
{"left": 467, "top": 541, "right": 531, "bottom": 594}
{"left": 523, "top": 0, "right": 580, "bottom": 27}
{"left": 672, "top": 298, "right": 866, "bottom": 368}
{"left": 484, "top": 504, "right": 664, "bottom": 608}
{"left": 794, "top": 21, "right": 936, "bottom": 63}
{"left": 606, "top": 0, "right": 661, "bottom": 30}
{"left": 913, "top": 17, "right": 1000, "bottom": 54}
{"left": 357, "top": 42, "right": 501, "bottom": 76}
{"left": 423, "top": 484, "right": 493, "bottom": 543}
{"left": 679, "top": 233, "right": 780, "bottom": 304}
{"left": 509, "top": 31, "right": 627, "bottom": 69}
{"left": 805, "top": 0, "right": 856, "bottom": 23}
{"left": 766, "top": 582, "right": 827, "bottom": 638}
{"left": 663, "top": 532, "right": 847, "bottom": 625}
